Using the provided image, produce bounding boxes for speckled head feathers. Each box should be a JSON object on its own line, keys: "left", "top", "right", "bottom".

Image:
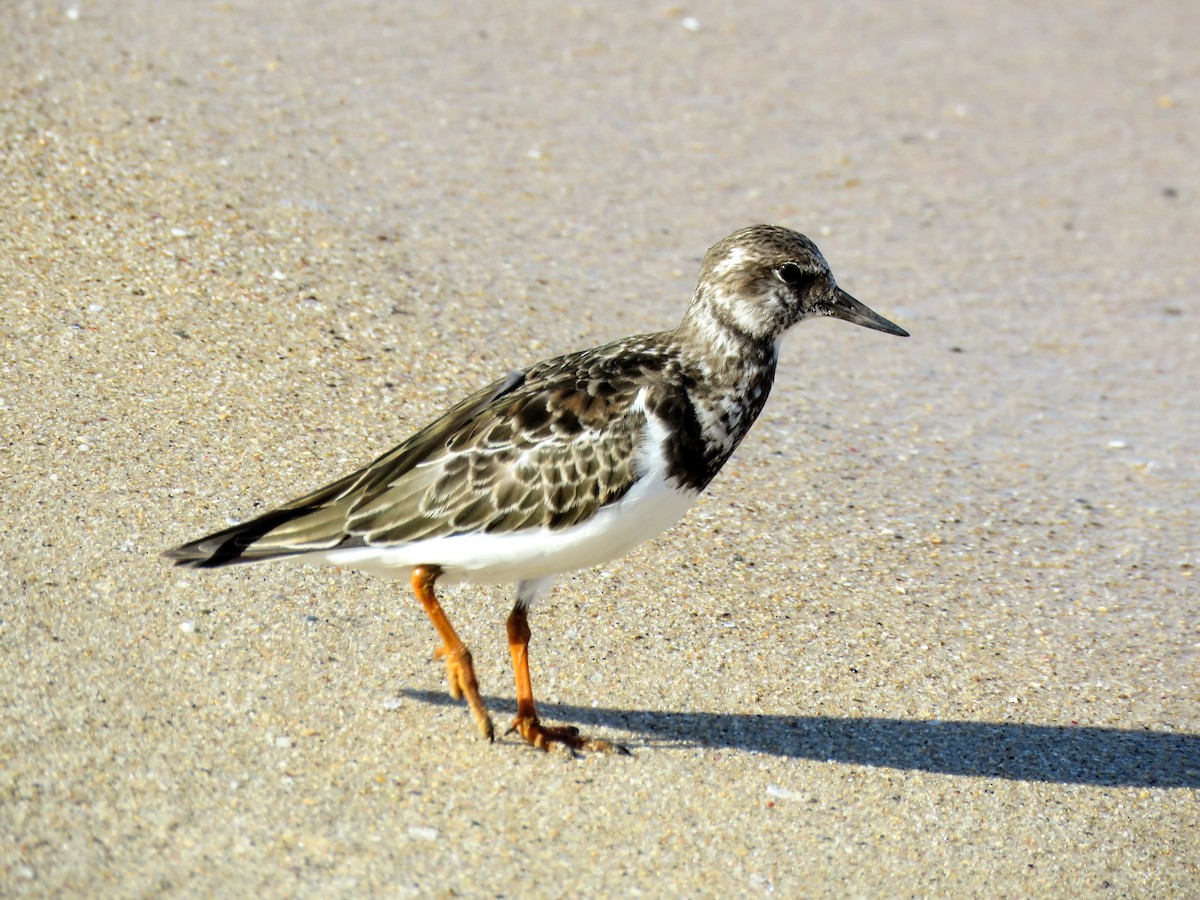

{"left": 681, "top": 225, "right": 908, "bottom": 347}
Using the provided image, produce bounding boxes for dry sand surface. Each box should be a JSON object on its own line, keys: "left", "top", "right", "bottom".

{"left": 3, "top": 1, "right": 1198, "bottom": 895}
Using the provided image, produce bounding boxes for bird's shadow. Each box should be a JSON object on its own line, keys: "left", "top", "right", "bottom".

{"left": 400, "top": 689, "right": 1198, "bottom": 788}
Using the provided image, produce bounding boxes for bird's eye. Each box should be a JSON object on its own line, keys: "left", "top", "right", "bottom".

{"left": 776, "top": 262, "right": 813, "bottom": 288}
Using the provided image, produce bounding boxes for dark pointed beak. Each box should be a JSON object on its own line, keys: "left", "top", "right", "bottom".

{"left": 825, "top": 287, "right": 909, "bottom": 337}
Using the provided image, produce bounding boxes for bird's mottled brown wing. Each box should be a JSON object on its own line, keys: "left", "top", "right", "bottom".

{"left": 345, "top": 367, "right": 648, "bottom": 545}
{"left": 165, "top": 343, "right": 664, "bottom": 567}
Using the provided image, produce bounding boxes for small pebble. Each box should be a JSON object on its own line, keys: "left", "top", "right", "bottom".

{"left": 765, "top": 783, "right": 798, "bottom": 800}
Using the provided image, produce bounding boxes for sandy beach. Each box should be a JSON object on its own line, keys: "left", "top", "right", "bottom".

{"left": 2, "top": 1, "right": 1197, "bottom": 894}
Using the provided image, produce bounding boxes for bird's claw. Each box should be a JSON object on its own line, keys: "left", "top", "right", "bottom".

{"left": 507, "top": 714, "right": 629, "bottom": 756}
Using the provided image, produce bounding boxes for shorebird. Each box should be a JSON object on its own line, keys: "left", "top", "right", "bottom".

{"left": 164, "top": 225, "right": 908, "bottom": 753}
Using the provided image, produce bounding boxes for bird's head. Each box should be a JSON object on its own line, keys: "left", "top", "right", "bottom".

{"left": 684, "top": 225, "right": 908, "bottom": 346}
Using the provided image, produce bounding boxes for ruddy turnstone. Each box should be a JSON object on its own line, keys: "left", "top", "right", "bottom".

{"left": 165, "top": 225, "right": 908, "bottom": 753}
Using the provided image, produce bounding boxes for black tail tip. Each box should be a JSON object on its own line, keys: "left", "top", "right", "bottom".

{"left": 161, "top": 545, "right": 213, "bottom": 568}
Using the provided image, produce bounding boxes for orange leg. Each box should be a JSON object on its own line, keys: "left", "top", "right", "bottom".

{"left": 410, "top": 566, "right": 493, "bottom": 742}
{"left": 505, "top": 602, "right": 627, "bottom": 755}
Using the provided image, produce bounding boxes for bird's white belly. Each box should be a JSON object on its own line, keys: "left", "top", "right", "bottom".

{"left": 313, "top": 471, "right": 698, "bottom": 585}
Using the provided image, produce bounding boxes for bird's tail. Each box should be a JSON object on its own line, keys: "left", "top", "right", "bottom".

{"left": 162, "top": 469, "right": 366, "bottom": 568}
{"left": 162, "top": 508, "right": 322, "bottom": 568}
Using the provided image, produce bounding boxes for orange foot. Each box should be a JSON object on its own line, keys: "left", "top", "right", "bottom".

{"left": 434, "top": 644, "right": 494, "bottom": 742}
{"left": 507, "top": 714, "right": 629, "bottom": 756}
